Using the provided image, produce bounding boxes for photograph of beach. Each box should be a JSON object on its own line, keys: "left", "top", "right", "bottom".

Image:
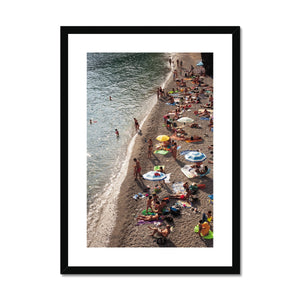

{"left": 87, "top": 53, "right": 214, "bottom": 248}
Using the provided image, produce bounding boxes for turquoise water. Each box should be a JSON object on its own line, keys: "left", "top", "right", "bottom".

{"left": 87, "top": 53, "right": 171, "bottom": 210}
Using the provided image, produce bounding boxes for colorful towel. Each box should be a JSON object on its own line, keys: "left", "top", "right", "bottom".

{"left": 176, "top": 200, "right": 192, "bottom": 208}
{"left": 154, "top": 150, "right": 169, "bottom": 155}
{"left": 185, "top": 139, "right": 203, "bottom": 143}
{"left": 142, "top": 209, "right": 156, "bottom": 216}
{"left": 154, "top": 165, "right": 165, "bottom": 171}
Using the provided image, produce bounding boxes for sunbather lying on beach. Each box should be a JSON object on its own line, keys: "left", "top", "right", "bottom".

{"left": 198, "top": 220, "right": 211, "bottom": 237}
{"left": 198, "top": 109, "right": 210, "bottom": 117}
{"left": 186, "top": 135, "right": 202, "bottom": 141}
{"left": 137, "top": 214, "right": 159, "bottom": 221}
{"left": 148, "top": 224, "right": 171, "bottom": 237}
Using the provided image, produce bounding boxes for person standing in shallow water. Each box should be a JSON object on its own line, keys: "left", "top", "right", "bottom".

{"left": 109, "top": 96, "right": 112, "bottom": 101}
{"left": 134, "top": 118, "right": 139, "bottom": 131}
{"left": 115, "top": 129, "right": 119, "bottom": 137}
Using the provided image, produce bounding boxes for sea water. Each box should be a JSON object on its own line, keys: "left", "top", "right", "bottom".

{"left": 87, "top": 53, "right": 171, "bottom": 246}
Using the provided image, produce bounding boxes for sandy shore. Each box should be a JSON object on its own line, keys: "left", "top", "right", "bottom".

{"left": 97, "top": 53, "right": 213, "bottom": 247}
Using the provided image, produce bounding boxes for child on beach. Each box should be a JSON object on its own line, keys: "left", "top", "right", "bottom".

{"left": 133, "top": 158, "right": 142, "bottom": 180}
{"left": 146, "top": 195, "right": 154, "bottom": 213}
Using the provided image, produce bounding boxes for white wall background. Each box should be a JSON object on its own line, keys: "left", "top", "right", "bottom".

{"left": 1, "top": 1, "right": 299, "bottom": 299}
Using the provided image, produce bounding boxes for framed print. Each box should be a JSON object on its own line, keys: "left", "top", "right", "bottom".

{"left": 61, "top": 26, "right": 240, "bottom": 274}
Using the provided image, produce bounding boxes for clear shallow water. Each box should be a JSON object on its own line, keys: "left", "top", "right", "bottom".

{"left": 87, "top": 53, "right": 170, "bottom": 210}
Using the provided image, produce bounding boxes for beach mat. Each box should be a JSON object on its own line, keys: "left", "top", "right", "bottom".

{"left": 181, "top": 165, "right": 198, "bottom": 178}
{"left": 154, "top": 150, "right": 169, "bottom": 155}
{"left": 185, "top": 139, "right": 203, "bottom": 143}
{"left": 154, "top": 165, "right": 165, "bottom": 171}
{"left": 172, "top": 182, "right": 185, "bottom": 194}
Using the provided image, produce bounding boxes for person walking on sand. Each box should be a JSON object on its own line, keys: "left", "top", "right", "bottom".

{"left": 115, "top": 129, "right": 119, "bottom": 137}
{"left": 133, "top": 158, "right": 142, "bottom": 180}
{"left": 134, "top": 118, "right": 139, "bottom": 132}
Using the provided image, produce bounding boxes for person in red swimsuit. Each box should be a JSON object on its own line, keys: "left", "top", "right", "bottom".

{"left": 133, "top": 158, "right": 142, "bottom": 180}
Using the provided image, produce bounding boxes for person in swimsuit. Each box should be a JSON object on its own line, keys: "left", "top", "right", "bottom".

{"left": 148, "top": 224, "right": 171, "bottom": 237}
{"left": 134, "top": 118, "right": 139, "bottom": 131}
{"left": 133, "top": 158, "right": 142, "bottom": 180}
{"left": 147, "top": 143, "right": 153, "bottom": 158}
{"left": 146, "top": 195, "right": 154, "bottom": 213}
{"left": 137, "top": 214, "right": 159, "bottom": 221}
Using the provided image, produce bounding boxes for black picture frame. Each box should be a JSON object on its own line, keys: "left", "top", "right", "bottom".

{"left": 61, "top": 26, "right": 240, "bottom": 275}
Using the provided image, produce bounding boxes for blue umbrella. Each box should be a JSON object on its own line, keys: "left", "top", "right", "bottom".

{"left": 184, "top": 151, "right": 207, "bottom": 162}
{"left": 143, "top": 171, "right": 167, "bottom": 181}
{"left": 196, "top": 61, "right": 204, "bottom": 66}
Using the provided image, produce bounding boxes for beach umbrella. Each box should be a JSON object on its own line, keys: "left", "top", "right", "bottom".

{"left": 177, "top": 117, "right": 194, "bottom": 123}
{"left": 196, "top": 61, "right": 204, "bottom": 66}
{"left": 156, "top": 135, "right": 170, "bottom": 142}
{"left": 143, "top": 171, "right": 167, "bottom": 181}
{"left": 184, "top": 151, "right": 207, "bottom": 163}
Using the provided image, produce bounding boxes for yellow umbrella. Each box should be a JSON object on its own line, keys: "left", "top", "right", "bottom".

{"left": 156, "top": 135, "right": 170, "bottom": 142}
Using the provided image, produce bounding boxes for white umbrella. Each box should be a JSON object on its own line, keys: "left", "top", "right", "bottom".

{"left": 184, "top": 151, "right": 207, "bottom": 162}
{"left": 142, "top": 171, "right": 167, "bottom": 181}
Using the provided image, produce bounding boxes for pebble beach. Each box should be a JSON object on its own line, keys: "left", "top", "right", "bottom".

{"left": 88, "top": 53, "right": 214, "bottom": 248}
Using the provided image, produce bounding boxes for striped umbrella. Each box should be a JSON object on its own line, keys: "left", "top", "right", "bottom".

{"left": 184, "top": 151, "right": 207, "bottom": 162}
{"left": 142, "top": 171, "right": 167, "bottom": 181}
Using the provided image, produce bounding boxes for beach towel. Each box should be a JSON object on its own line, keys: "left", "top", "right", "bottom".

{"left": 172, "top": 182, "right": 185, "bottom": 194}
{"left": 201, "top": 230, "right": 214, "bottom": 239}
{"left": 200, "top": 117, "right": 210, "bottom": 121}
{"left": 136, "top": 220, "right": 162, "bottom": 226}
{"left": 185, "top": 139, "right": 203, "bottom": 143}
{"left": 177, "top": 145, "right": 181, "bottom": 150}
{"left": 142, "top": 209, "right": 156, "bottom": 216}
{"left": 164, "top": 173, "right": 171, "bottom": 183}
{"left": 133, "top": 193, "right": 145, "bottom": 200}
{"left": 181, "top": 165, "right": 199, "bottom": 178}
{"left": 166, "top": 103, "right": 176, "bottom": 106}
{"left": 154, "top": 150, "right": 169, "bottom": 155}
{"left": 154, "top": 165, "right": 165, "bottom": 171}
{"left": 176, "top": 200, "right": 192, "bottom": 208}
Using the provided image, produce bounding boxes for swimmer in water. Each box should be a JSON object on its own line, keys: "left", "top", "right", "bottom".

{"left": 115, "top": 129, "right": 119, "bottom": 137}
{"left": 109, "top": 96, "right": 112, "bottom": 101}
